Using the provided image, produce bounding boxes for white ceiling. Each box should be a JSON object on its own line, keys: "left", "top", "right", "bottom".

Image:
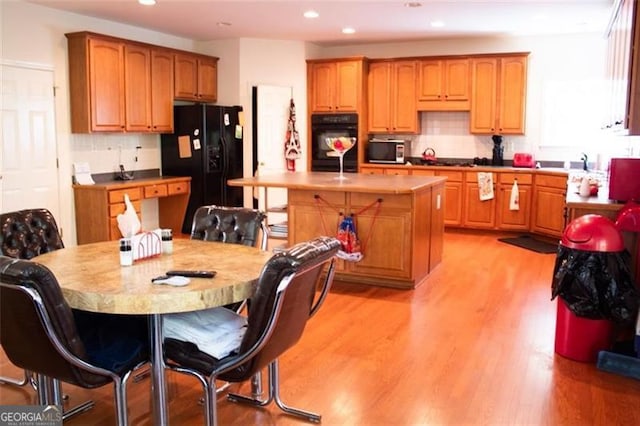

{"left": 26, "top": 0, "right": 615, "bottom": 47}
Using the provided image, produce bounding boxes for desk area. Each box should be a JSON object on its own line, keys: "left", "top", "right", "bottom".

{"left": 36, "top": 238, "right": 272, "bottom": 424}
{"left": 73, "top": 176, "right": 191, "bottom": 245}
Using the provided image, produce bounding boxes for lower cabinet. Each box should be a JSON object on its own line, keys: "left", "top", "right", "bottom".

{"left": 463, "top": 171, "right": 497, "bottom": 228}
{"left": 496, "top": 172, "right": 532, "bottom": 230}
{"left": 531, "top": 173, "right": 567, "bottom": 238}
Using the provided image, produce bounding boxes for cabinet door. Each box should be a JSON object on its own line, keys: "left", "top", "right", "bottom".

{"left": 417, "top": 60, "right": 443, "bottom": 101}
{"left": 309, "top": 62, "right": 335, "bottom": 112}
{"left": 124, "top": 44, "right": 151, "bottom": 132}
{"left": 174, "top": 53, "right": 198, "bottom": 100}
{"left": 464, "top": 182, "right": 496, "bottom": 228}
{"left": 392, "top": 61, "right": 418, "bottom": 133}
{"left": 497, "top": 183, "right": 531, "bottom": 230}
{"left": 150, "top": 49, "right": 174, "bottom": 133}
{"left": 335, "top": 60, "right": 360, "bottom": 111}
{"left": 531, "top": 186, "right": 566, "bottom": 237}
{"left": 89, "top": 38, "right": 125, "bottom": 131}
{"left": 470, "top": 57, "right": 498, "bottom": 134}
{"left": 443, "top": 182, "right": 463, "bottom": 226}
{"left": 445, "top": 59, "right": 470, "bottom": 101}
{"left": 360, "top": 167, "right": 384, "bottom": 175}
{"left": 368, "top": 62, "right": 392, "bottom": 132}
{"left": 498, "top": 56, "right": 527, "bottom": 134}
{"left": 197, "top": 57, "right": 218, "bottom": 102}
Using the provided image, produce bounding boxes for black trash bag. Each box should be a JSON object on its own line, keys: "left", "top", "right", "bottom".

{"left": 551, "top": 245, "right": 640, "bottom": 324}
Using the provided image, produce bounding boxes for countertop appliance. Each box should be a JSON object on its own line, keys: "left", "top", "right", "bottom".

{"left": 310, "top": 113, "right": 358, "bottom": 172}
{"left": 161, "top": 104, "right": 244, "bottom": 234}
{"left": 368, "top": 138, "right": 410, "bottom": 164}
{"left": 513, "top": 153, "right": 536, "bottom": 168}
{"left": 609, "top": 158, "right": 640, "bottom": 202}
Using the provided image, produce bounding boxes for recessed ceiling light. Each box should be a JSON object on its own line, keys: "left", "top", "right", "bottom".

{"left": 404, "top": 2, "right": 422, "bottom": 7}
{"left": 430, "top": 21, "right": 445, "bottom": 28}
{"left": 342, "top": 27, "right": 356, "bottom": 35}
{"left": 304, "top": 10, "right": 319, "bottom": 19}
{"left": 138, "top": 0, "right": 156, "bottom": 5}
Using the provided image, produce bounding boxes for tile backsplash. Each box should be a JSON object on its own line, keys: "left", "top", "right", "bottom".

{"left": 388, "top": 111, "right": 527, "bottom": 160}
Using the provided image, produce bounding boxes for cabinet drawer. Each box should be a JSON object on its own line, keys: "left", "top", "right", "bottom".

{"left": 108, "top": 187, "right": 142, "bottom": 204}
{"left": 465, "top": 171, "right": 497, "bottom": 183}
{"left": 436, "top": 170, "right": 463, "bottom": 182}
{"left": 499, "top": 172, "right": 532, "bottom": 185}
{"left": 535, "top": 174, "right": 567, "bottom": 189}
{"left": 384, "top": 168, "right": 411, "bottom": 176}
{"left": 360, "top": 167, "right": 384, "bottom": 175}
{"left": 168, "top": 181, "right": 190, "bottom": 195}
{"left": 289, "top": 190, "right": 346, "bottom": 206}
{"left": 109, "top": 200, "right": 142, "bottom": 217}
{"left": 350, "top": 192, "right": 411, "bottom": 209}
{"left": 144, "top": 184, "right": 168, "bottom": 198}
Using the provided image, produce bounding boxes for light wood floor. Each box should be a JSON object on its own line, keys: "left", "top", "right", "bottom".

{"left": 2, "top": 230, "right": 640, "bottom": 425}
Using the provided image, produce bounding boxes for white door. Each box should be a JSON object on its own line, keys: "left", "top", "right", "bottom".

{"left": 1, "top": 64, "right": 60, "bottom": 220}
{"left": 254, "top": 85, "right": 291, "bottom": 222}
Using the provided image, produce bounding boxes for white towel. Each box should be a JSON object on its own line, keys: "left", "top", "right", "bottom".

{"left": 164, "top": 307, "right": 247, "bottom": 359}
{"left": 509, "top": 180, "right": 520, "bottom": 211}
{"left": 477, "top": 172, "right": 494, "bottom": 201}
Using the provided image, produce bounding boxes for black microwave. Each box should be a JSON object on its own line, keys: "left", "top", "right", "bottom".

{"left": 367, "top": 139, "right": 410, "bottom": 164}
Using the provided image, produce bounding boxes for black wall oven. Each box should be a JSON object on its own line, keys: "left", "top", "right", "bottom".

{"left": 310, "top": 113, "right": 358, "bottom": 173}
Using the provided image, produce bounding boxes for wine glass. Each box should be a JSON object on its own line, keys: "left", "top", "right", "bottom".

{"left": 325, "top": 137, "right": 356, "bottom": 180}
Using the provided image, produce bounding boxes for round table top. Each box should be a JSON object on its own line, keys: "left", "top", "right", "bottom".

{"left": 35, "top": 239, "right": 273, "bottom": 315}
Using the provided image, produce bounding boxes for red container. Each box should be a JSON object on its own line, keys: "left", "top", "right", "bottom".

{"left": 555, "top": 299, "right": 614, "bottom": 362}
{"left": 609, "top": 158, "right": 640, "bottom": 202}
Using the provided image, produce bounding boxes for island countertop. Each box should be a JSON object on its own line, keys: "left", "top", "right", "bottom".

{"left": 227, "top": 171, "right": 447, "bottom": 194}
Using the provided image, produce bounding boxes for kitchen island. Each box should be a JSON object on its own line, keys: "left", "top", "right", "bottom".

{"left": 228, "top": 172, "right": 446, "bottom": 289}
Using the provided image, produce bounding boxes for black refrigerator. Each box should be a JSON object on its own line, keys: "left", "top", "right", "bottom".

{"left": 161, "top": 104, "right": 244, "bottom": 234}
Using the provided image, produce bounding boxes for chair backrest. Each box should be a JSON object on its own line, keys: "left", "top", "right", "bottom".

{"left": 190, "top": 205, "right": 268, "bottom": 250}
{"left": 219, "top": 236, "right": 340, "bottom": 381}
{"left": 0, "top": 256, "right": 110, "bottom": 388}
{"left": 0, "top": 208, "right": 64, "bottom": 259}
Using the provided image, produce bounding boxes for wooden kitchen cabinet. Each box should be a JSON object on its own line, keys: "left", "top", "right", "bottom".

{"left": 73, "top": 177, "right": 191, "bottom": 244}
{"left": 434, "top": 170, "right": 463, "bottom": 226}
{"left": 417, "top": 58, "right": 470, "bottom": 111}
{"left": 470, "top": 54, "right": 528, "bottom": 134}
{"left": 124, "top": 46, "right": 174, "bottom": 133}
{"left": 307, "top": 58, "right": 366, "bottom": 113}
{"left": 174, "top": 52, "right": 218, "bottom": 102}
{"left": 368, "top": 60, "right": 419, "bottom": 133}
{"left": 531, "top": 173, "right": 568, "bottom": 238}
{"left": 67, "top": 32, "right": 175, "bottom": 133}
{"left": 463, "top": 171, "right": 497, "bottom": 229}
{"left": 67, "top": 33, "right": 125, "bottom": 132}
{"left": 497, "top": 172, "right": 532, "bottom": 230}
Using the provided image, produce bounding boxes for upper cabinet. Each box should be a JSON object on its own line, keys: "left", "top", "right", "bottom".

{"left": 470, "top": 54, "right": 528, "bottom": 135}
{"left": 307, "top": 58, "right": 367, "bottom": 113}
{"left": 174, "top": 53, "right": 218, "bottom": 103}
{"left": 417, "top": 58, "right": 470, "bottom": 111}
{"left": 67, "top": 33, "right": 126, "bottom": 132}
{"left": 66, "top": 31, "right": 217, "bottom": 134}
{"left": 368, "top": 60, "right": 419, "bottom": 134}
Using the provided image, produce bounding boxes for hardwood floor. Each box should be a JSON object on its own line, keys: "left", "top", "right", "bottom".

{"left": 2, "top": 230, "right": 640, "bottom": 425}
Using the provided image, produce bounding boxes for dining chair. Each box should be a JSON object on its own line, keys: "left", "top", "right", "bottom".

{"left": 190, "top": 204, "right": 269, "bottom": 251}
{"left": 0, "top": 255, "right": 148, "bottom": 426}
{"left": 163, "top": 236, "right": 340, "bottom": 426}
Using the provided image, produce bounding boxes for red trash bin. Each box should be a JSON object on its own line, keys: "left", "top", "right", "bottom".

{"left": 553, "top": 214, "right": 625, "bottom": 362}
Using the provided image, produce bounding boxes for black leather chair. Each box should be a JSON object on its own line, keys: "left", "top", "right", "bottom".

{"left": 0, "top": 256, "right": 148, "bottom": 426}
{"left": 190, "top": 205, "right": 268, "bottom": 251}
{"left": 0, "top": 209, "right": 65, "bottom": 388}
{"left": 164, "top": 236, "right": 340, "bottom": 426}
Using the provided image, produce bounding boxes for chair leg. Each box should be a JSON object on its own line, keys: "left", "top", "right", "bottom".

{"left": 269, "top": 360, "right": 321, "bottom": 423}
{"left": 50, "top": 378, "right": 95, "bottom": 421}
{"left": 0, "top": 369, "right": 30, "bottom": 386}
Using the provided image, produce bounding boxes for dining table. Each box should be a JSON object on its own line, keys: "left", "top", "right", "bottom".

{"left": 35, "top": 238, "right": 273, "bottom": 425}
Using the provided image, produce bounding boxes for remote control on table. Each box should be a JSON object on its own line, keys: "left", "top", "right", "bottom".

{"left": 165, "top": 270, "right": 216, "bottom": 278}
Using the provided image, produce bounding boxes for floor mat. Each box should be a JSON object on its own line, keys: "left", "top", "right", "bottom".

{"left": 497, "top": 235, "right": 558, "bottom": 254}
